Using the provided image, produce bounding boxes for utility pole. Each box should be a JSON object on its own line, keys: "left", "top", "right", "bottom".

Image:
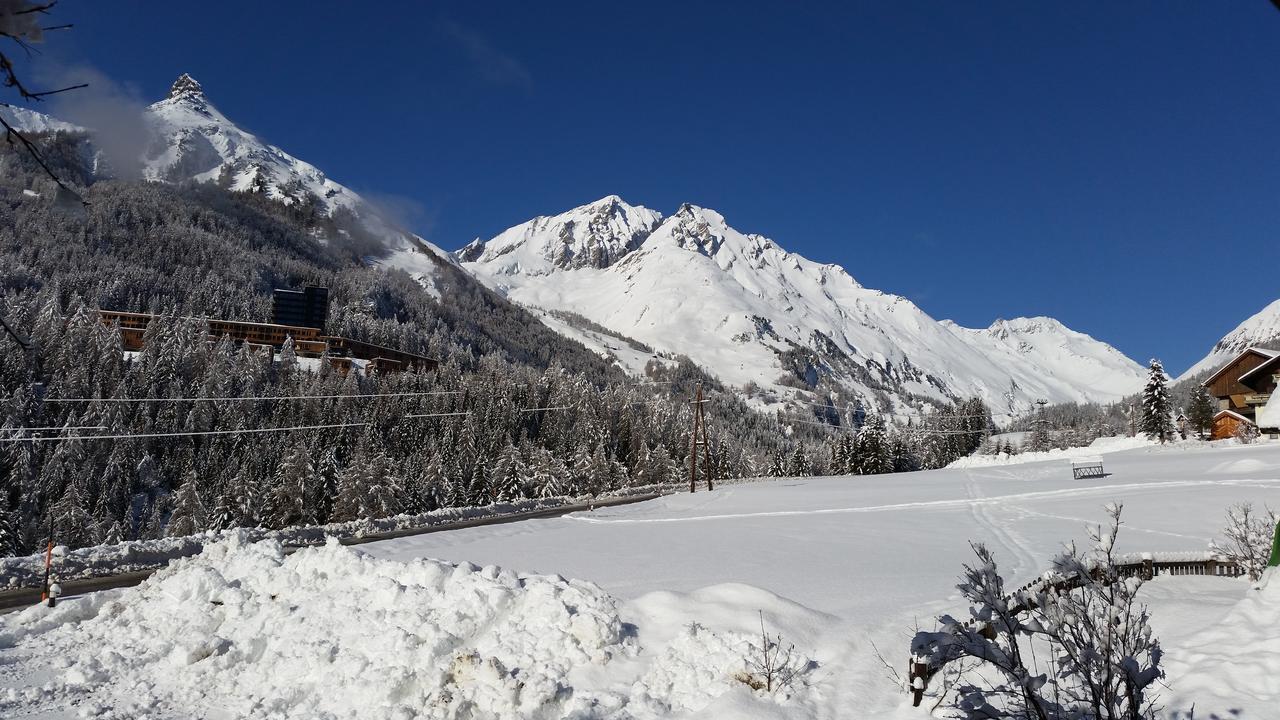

{"left": 688, "top": 383, "right": 713, "bottom": 493}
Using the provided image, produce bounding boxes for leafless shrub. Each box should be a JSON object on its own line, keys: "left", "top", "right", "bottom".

{"left": 735, "top": 611, "right": 810, "bottom": 693}
{"left": 1209, "top": 502, "right": 1278, "bottom": 581}
{"left": 872, "top": 633, "right": 975, "bottom": 713}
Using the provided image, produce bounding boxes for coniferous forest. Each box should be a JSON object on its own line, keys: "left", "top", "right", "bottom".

{"left": 0, "top": 131, "right": 992, "bottom": 557}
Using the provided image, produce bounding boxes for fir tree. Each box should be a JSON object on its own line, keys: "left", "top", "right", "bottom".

{"left": 646, "top": 444, "right": 677, "bottom": 486}
{"left": 269, "top": 446, "right": 316, "bottom": 529}
{"left": 490, "top": 443, "right": 525, "bottom": 502}
{"left": 166, "top": 473, "right": 205, "bottom": 537}
{"left": 330, "top": 458, "right": 367, "bottom": 523}
{"left": 363, "top": 452, "right": 403, "bottom": 519}
{"left": 0, "top": 511, "right": 17, "bottom": 557}
{"left": 768, "top": 450, "right": 786, "bottom": 478}
{"left": 1185, "top": 385, "right": 1215, "bottom": 440}
{"left": 788, "top": 444, "right": 810, "bottom": 477}
{"left": 855, "top": 415, "right": 892, "bottom": 475}
{"left": 1140, "top": 358, "right": 1175, "bottom": 443}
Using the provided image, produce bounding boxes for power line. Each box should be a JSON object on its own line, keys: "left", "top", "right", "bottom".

{"left": 1, "top": 425, "right": 107, "bottom": 434}
{"left": 0, "top": 422, "right": 370, "bottom": 444}
{"left": 403, "top": 411, "right": 471, "bottom": 419}
{"left": 41, "top": 390, "right": 462, "bottom": 404}
{"left": 519, "top": 405, "right": 575, "bottom": 413}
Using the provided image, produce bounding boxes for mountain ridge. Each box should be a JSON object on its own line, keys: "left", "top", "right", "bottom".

{"left": 457, "top": 195, "right": 1147, "bottom": 422}
{"left": 1178, "top": 298, "right": 1280, "bottom": 381}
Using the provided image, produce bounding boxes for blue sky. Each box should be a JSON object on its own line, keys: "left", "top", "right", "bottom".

{"left": 35, "top": 1, "right": 1280, "bottom": 374}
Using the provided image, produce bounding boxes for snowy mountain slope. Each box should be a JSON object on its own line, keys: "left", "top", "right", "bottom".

{"left": 1178, "top": 298, "right": 1280, "bottom": 380}
{"left": 8, "top": 75, "right": 449, "bottom": 286}
{"left": 459, "top": 197, "right": 1146, "bottom": 421}
{"left": 142, "top": 74, "right": 449, "bottom": 280}
{"left": 0, "top": 103, "right": 84, "bottom": 134}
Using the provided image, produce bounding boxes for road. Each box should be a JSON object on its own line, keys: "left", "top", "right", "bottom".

{"left": 0, "top": 493, "right": 662, "bottom": 614}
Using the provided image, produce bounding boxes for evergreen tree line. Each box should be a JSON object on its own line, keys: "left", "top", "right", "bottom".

{"left": 0, "top": 292, "right": 810, "bottom": 556}
{"left": 768, "top": 398, "right": 993, "bottom": 478}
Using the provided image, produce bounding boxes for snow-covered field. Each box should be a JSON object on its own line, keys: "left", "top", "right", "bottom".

{"left": 2, "top": 441, "right": 1278, "bottom": 718}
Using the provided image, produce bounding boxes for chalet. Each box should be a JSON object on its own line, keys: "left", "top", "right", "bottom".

{"left": 1202, "top": 347, "right": 1280, "bottom": 439}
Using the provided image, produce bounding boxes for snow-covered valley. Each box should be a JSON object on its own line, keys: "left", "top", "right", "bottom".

{"left": 4, "top": 440, "right": 1278, "bottom": 719}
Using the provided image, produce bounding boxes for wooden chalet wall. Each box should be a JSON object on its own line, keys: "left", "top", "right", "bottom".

{"left": 1205, "top": 350, "right": 1274, "bottom": 399}
{"left": 1211, "top": 412, "right": 1247, "bottom": 441}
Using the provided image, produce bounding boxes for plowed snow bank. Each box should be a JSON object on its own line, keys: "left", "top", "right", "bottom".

{"left": 0, "top": 535, "right": 817, "bottom": 719}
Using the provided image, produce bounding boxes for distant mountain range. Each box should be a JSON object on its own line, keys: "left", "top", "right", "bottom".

{"left": 4, "top": 75, "right": 1156, "bottom": 422}
{"left": 456, "top": 196, "right": 1147, "bottom": 421}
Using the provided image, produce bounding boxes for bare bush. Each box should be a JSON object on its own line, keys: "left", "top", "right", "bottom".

{"left": 1209, "top": 502, "right": 1278, "bottom": 581}
{"left": 735, "top": 611, "right": 810, "bottom": 693}
{"left": 913, "top": 504, "right": 1163, "bottom": 720}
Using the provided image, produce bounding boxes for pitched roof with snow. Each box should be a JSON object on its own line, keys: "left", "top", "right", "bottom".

{"left": 1202, "top": 347, "right": 1280, "bottom": 387}
{"left": 1236, "top": 352, "right": 1280, "bottom": 385}
{"left": 1213, "top": 409, "right": 1253, "bottom": 424}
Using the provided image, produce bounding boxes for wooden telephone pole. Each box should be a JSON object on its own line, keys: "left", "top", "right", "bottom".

{"left": 688, "top": 383, "right": 714, "bottom": 492}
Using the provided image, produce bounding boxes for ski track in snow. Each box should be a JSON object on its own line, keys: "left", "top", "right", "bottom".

{"left": 562, "top": 477, "right": 1280, "bottom": 525}
{"left": 963, "top": 468, "right": 1039, "bottom": 584}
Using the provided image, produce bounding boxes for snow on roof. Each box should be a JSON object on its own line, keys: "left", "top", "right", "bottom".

{"left": 1202, "top": 346, "right": 1280, "bottom": 387}
{"left": 1213, "top": 409, "right": 1253, "bottom": 424}
{"left": 1236, "top": 352, "right": 1280, "bottom": 385}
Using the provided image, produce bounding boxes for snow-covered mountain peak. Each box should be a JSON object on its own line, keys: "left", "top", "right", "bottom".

{"left": 460, "top": 196, "right": 1145, "bottom": 420}
{"left": 1179, "top": 298, "right": 1280, "bottom": 380}
{"left": 454, "top": 195, "right": 662, "bottom": 275}
{"left": 13, "top": 73, "right": 452, "bottom": 285}
{"left": 986, "top": 316, "right": 1070, "bottom": 339}
{"left": 166, "top": 73, "right": 206, "bottom": 103}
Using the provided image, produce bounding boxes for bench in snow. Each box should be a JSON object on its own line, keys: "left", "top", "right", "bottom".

{"left": 1071, "top": 456, "right": 1105, "bottom": 479}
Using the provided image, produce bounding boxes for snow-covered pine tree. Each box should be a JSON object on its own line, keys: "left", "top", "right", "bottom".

{"left": 568, "top": 444, "right": 593, "bottom": 496}
{"left": 646, "top": 444, "right": 677, "bottom": 486}
{"left": 268, "top": 445, "right": 315, "bottom": 529}
{"left": 467, "top": 458, "right": 490, "bottom": 506}
{"left": 531, "top": 447, "right": 568, "bottom": 498}
{"left": 490, "top": 442, "right": 526, "bottom": 502}
{"left": 0, "top": 511, "right": 17, "bottom": 557}
{"left": 166, "top": 472, "right": 205, "bottom": 537}
{"left": 787, "top": 444, "right": 810, "bottom": 477}
{"left": 587, "top": 445, "right": 612, "bottom": 495}
{"left": 207, "top": 487, "right": 238, "bottom": 531}
{"left": 329, "top": 457, "right": 367, "bottom": 523}
{"left": 768, "top": 450, "right": 786, "bottom": 478}
{"left": 414, "top": 454, "right": 446, "bottom": 512}
{"left": 609, "top": 454, "right": 631, "bottom": 489}
{"left": 1185, "top": 385, "right": 1215, "bottom": 440}
{"left": 363, "top": 452, "right": 403, "bottom": 519}
{"left": 1140, "top": 358, "right": 1175, "bottom": 443}
{"left": 278, "top": 334, "right": 299, "bottom": 380}
{"left": 855, "top": 414, "right": 892, "bottom": 475}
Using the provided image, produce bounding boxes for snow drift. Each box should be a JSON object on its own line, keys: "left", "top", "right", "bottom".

{"left": 0, "top": 535, "right": 818, "bottom": 719}
{"left": 1161, "top": 568, "right": 1280, "bottom": 718}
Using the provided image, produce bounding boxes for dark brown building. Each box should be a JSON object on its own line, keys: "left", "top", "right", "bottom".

{"left": 98, "top": 310, "right": 436, "bottom": 374}
{"left": 1202, "top": 347, "right": 1279, "bottom": 439}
